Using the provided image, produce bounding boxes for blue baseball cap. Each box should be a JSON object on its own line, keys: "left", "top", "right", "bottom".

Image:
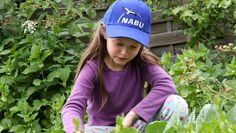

{"left": 102, "top": 0, "right": 151, "bottom": 47}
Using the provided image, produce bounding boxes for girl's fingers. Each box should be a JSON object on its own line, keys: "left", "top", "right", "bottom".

{"left": 131, "top": 119, "right": 147, "bottom": 132}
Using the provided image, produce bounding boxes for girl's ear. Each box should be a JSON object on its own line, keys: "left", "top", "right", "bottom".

{"left": 100, "top": 23, "right": 107, "bottom": 40}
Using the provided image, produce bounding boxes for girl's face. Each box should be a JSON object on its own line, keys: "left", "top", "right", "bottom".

{"left": 105, "top": 37, "right": 141, "bottom": 71}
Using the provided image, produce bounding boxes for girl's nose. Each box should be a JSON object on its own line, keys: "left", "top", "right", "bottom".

{"left": 120, "top": 47, "right": 128, "bottom": 55}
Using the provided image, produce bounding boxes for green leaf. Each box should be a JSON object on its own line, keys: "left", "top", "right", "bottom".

{"left": 226, "top": 104, "right": 236, "bottom": 122}
{"left": 180, "top": 88, "right": 190, "bottom": 97}
{"left": 1, "top": 84, "right": 10, "bottom": 97}
{"left": 72, "top": 31, "right": 90, "bottom": 38}
{"left": 9, "top": 106, "right": 21, "bottom": 117}
{"left": 33, "top": 79, "right": 41, "bottom": 86}
{"left": 58, "top": 31, "right": 69, "bottom": 37}
{"left": 41, "top": 50, "right": 52, "bottom": 61}
{"left": 121, "top": 128, "right": 136, "bottom": 133}
{"left": 164, "top": 127, "right": 176, "bottom": 133}
{"left": 0, "top": 83, "right": 3, "bottom": 89}
{"left": 223, "top": 80, "right": 236, "bottom": 91}
{"left": 26, "top": 7, "right": 36, "bottom": 19}
{"left": 196, "top": 104, "right": 212, "bottom": 131}
{"left": 31, "top": 120, "right": 42, "bottom": 132}
{"left": 0, "top": 68, "right": 5, "bottom": 74}
{"left": 86, "top": 7, "right": 96, "bottom": 18}
{"left": 47, "top": 70, "right": 60, "bottom": 82}
{"left": 182, "top": 10, "right": 193, "bottom": 17}
{"left": 18, "top": 39, "right": 28, "bottom": 45}
{"left": 33, "top": 99, "right": 48, "bottom": 111}
{"left": 0, "top": 38, "right": 15, "bottom": 51}
{"left": 62, "top": 0, "right": 73, "bottom": 14}
{"left": 0, "top": 118, "right": 12, "bottom": 132}
{"left": 172, "top": 6, "right": 183, "bottom": 15}
{"left": 0, "top": 101, "right": 4, "bottom": 108}
{"left": 161, "top": 52, "right": 172, "bottom": 71}
{"left": 22, "top": 62, "right": 44, "bottom": 74}
{"left": 185, "top": 109, "right": 196, "bottom": 123}
{"left": 0, "top": 49, "right": 11, "bottom": 55}
{"left": 17, "top": 112, "right": 38, "bottom": 123}
{"left": 55, "top": 0, "right": 62, "bottom": 3}
{"left": 73, "top": 118, "right": 80, "bottom": 132}
{"left": 9, "top": 125, "right": 26, "bottom": 133}
{"left": 20, "top": 87, "right": 37, "bottom": 100}
{"left": 58, "top": 67, "right": 71, "bottom": 85}
{"left": 198, "top": 121, "right": 218, "bottom": 133}
{"left": 52, "top": 25, "right": 61, "bottom": 34}
{"left": 145, "top": 121, "right": 167, "bottom": 133}
{"left": 219, "top": 0, "right": 232, "bottom": 8}
{"left": 28, "top": 44, "right": 44, "bottom": 61}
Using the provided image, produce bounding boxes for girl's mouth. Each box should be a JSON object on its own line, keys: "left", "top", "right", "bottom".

{"left": 117, "top": 57, "right": 128, "bottom": 61}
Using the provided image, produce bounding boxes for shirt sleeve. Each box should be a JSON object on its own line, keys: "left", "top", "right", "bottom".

{"left": 61, "top": 63, "right": 97, "bottom": 133}
{"left": 132, "top": 62, "right": 176, "bottom": 122}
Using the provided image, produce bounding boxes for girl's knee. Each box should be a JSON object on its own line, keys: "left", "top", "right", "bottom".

{"left": 156, "top": 95, "right": 189, "bottom": 121}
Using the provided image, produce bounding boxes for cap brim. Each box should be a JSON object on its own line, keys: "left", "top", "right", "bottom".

{"left": 106, "top": 25, "right": 149, "bottom": 47}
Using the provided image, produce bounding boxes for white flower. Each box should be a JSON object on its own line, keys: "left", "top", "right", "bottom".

{"left": 223, "top": 45, "right": 228, "bottom": 49}
{"left": 228, "top": 43, "right": 233, "bottom": 47}
{"left": 21, "top": 20, "right": 37, "bottom": 33}
{"left": 184, "top": 57, "right": 189, "bottom": 62}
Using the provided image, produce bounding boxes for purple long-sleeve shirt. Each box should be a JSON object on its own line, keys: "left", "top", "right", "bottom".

{"left": 61, "top": 58, "right": 176, "bottom": 132}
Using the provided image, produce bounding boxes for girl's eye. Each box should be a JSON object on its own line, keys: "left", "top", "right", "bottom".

{"left": 116, "top": 43, "right": 124, "bottom": 47}
{"left": 130, "top": 45, "right": 138, "bottom": 49}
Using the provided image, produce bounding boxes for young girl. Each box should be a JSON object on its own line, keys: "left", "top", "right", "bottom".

{"left": 61, "top": 0, "right": 188, "bottom": 132}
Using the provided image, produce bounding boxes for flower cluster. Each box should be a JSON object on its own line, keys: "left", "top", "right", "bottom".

{"left": 21, "top": 20, "right": 37, "bottom": 33}
{"left": 215, "top": 43, "right": 236, "bottom": 51}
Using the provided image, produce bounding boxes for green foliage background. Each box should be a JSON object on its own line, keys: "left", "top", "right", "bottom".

{"left": 0, "top": 0, "right": 96, "bottom": 132}
{"left": 1, "top": 0, "right": 236, "bottom": 132}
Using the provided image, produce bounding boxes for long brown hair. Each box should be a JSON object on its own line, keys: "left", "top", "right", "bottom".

{"left": 75, "top": 22, "right": 160, "bottom": 110}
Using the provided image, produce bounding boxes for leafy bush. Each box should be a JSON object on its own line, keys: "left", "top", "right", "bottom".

{"left": 163, "top": 0, "right": 236, "bottom": 47}
{"left": 161, "top": 44, "right": 236, "bottom": 114}
{"left": 0, "top": 0, "right": 96, "bottom": 132}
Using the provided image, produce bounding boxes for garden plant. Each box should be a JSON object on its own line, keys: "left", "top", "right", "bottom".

{"left": 1, "top": 0, "right": 236, "bottom": 132}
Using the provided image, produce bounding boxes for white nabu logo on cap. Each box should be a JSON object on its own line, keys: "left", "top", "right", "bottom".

{"left": 117, "top": 7, "right": 144, "bottom": 29}
{"left": 123, "top": 7, "right": 136, "bottom": 15}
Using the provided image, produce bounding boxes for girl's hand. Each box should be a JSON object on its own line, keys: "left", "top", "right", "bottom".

{"left": 131, "top": 119, "right": 147, "bottom": 132}
{"left": 122, "top": 111, "right": 140, "bottom": 128}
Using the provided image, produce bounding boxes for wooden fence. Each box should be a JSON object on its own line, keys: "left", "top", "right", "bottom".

{"left": 149, "top": 10, "right": 187, "bottom": 57}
